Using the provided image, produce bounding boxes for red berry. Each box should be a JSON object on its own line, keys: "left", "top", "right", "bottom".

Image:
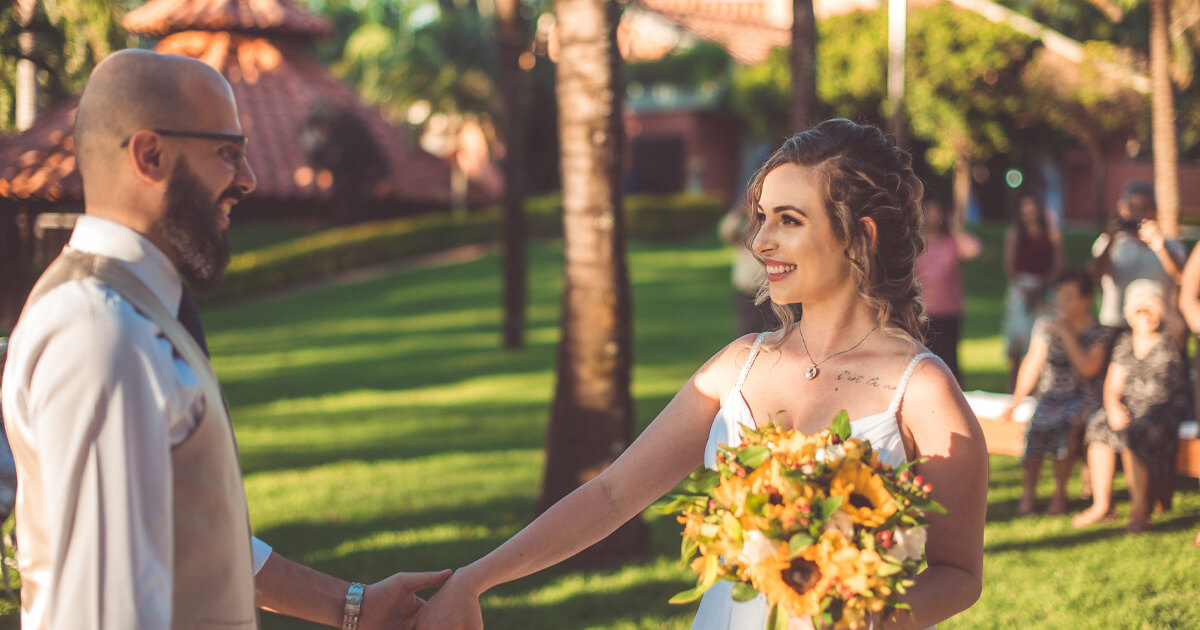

{"left": 899, "top": 471, "right": 909, "bottom": 482}
{"left": 922, "top": 483, "right": 933, "bottom": 494}
{"left": 913, "top": 475, "right": 924, "bottom": 486}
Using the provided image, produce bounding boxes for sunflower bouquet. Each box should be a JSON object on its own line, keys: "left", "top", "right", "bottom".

{"left": 656, "top": 412, "right": 945, "bottom": 629}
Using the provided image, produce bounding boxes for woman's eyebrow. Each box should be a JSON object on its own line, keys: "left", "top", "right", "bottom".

{"left": 755, "top": 203, "right": 807, "bottom": 217}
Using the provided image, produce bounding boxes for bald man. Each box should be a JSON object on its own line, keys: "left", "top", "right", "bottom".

{"left": 0, "top": 49, "right": 447, "bottom": 629}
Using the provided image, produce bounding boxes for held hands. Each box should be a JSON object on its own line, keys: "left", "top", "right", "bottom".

{"left": 413, "top": 571, "right": 485, "bottom": 630}
{"left": 360, "top": 569, "right": 453, "bottom": 630}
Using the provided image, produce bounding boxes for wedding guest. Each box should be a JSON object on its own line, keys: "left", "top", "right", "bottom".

{"left": 719, "top": 204, "right": 777, "bottom": 335}
{"left": 415, "top": 120, "right": 987, "bottom": 630}
{"left": 915, "top": 196, "right": 982, "bottom": 384}
{"left": 1090, "top": 182, "right": 1185, "bottom": 330}
{"left": 1175, "top": 238, "right": 1200, "bottom": 433}
{"left": 1002, "top": 269, "right": 1113, "bottom": 515}
{"left": 1003, "top": 192, "right": 1062, "bottom": 391}
{"left": 1073, "top": 280, "right": 1189, "bottom": 534}
{"left": 0, "top": 50, "right": 447, "bottom": 629}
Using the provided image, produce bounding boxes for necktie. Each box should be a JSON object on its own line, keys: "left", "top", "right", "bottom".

{"left": 177, "top": 290, "right": 210, "bottom": 358}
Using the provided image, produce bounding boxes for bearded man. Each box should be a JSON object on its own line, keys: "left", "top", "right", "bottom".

{"left": 0, "top": 49, "right": 447, "bottom": 629}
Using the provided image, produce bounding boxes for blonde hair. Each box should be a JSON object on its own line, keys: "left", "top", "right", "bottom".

{"left": 743, "top": 119, "right": 927, "bottom": 344}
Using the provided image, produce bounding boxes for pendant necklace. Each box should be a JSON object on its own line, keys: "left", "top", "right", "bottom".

{"left": 797, "top": 323, "right": 879, "bottom": 380}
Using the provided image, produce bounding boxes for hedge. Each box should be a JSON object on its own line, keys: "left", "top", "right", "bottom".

{"left": 202, "top": 192, "right": 724, "bottom": 305}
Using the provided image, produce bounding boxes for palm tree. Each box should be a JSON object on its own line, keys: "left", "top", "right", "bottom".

{"left": 790, "top": 0, "right": 818, "bottom": 132}
{"left": 1149, "top": 0, "right": 1180, "bottom": 236}
{"left": 1084, "top": 0, "right": 1187, "bottom": 236}
{"left": 495, "top": 0, "right": 528, "bottom": 349}
{"left": 15, "top": 0, "right": 39, "bottom": 131}
{"left": 536, "top": 0, "right": 649, "bottom": 565}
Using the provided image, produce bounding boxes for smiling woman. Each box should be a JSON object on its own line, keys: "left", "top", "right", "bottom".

{"left": 413, "top": 120, "right": 987, "bottom": 630}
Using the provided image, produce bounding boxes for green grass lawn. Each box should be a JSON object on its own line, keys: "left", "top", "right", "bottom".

{"left": 2, "top": 225, "right": 1197, "bottom": 627}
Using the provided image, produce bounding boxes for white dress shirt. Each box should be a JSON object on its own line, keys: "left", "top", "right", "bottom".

{"left": 1, "top": 216, "right": 272, "bottom": 629}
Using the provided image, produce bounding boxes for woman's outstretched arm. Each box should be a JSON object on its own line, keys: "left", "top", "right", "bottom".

{"left": 414, "top": 336, "right": 756, "bottom": 630}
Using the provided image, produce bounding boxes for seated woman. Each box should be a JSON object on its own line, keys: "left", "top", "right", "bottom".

{"left": 1074, "top": 280, "right": 1190, "bottom": 534}
{"left": 1003, "top": 269, "right": 1112, "bottom": 515}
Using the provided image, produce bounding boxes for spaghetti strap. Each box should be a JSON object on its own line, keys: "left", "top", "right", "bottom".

{"left": 734, "top": 332, "right": 771, "bottom": 391}
{"left": 887, "top": 352, "right": 938, "bottom": 415}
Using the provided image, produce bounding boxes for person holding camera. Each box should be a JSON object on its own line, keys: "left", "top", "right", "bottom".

{"left": 1090, "top": 182, "right": 1185, "bottom": 330}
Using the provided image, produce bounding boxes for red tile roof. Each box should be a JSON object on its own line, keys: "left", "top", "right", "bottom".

{"left": 123, "top": 0, "right": 333, "bottom": 40}
{"left": 632, "top": 0, "right": 905, "bottom": 65}
{"left": 0, "top": 30, "right": 497, "bottom": 206}
{"left": 0, "top": 98, "right": 82, "bottom": 202}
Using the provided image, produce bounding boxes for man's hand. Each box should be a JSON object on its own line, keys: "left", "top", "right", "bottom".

{"left": 361, "top": 570, "right": 453, "bottom": 630}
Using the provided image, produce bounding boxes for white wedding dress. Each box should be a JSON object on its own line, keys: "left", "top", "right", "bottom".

{"left": 691, "top": 332, "right": 936, "bottom": 630}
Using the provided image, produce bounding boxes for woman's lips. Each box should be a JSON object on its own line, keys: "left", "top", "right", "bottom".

{"left": 763, "top": 260, "right": 796, "bottom": 281}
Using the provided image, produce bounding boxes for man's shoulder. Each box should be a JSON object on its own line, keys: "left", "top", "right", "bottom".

{"left": 14, "top": 278, "right": 160, "bottom": 358}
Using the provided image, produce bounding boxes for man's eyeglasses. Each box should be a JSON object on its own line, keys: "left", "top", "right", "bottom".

{"left": 120, "top": 129, "right": 248, "bottom": 165}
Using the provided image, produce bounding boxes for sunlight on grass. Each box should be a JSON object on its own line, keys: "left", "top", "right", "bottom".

{"left": 225, "top": 231, "right": 1199, "bottom": 628}
{"left": 6, "top": 229, "right": 1193, "bottom": 629}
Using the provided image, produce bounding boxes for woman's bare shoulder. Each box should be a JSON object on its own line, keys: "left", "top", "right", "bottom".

{"left": 692, "top": 332, "right": 770, "bottom": 399}
{"left": 901, "top": 355, "right": 986, "bottom": 453}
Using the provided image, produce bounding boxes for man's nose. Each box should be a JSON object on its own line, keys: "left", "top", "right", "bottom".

{"left": 234, "top": 158, "right": 257, "bottom": 196}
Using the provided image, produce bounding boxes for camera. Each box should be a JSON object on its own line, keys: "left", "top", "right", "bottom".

{"left": 1117, "top": 217, "right": 1142, "bottom": 233}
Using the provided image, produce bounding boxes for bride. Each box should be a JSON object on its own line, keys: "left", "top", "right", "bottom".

{"left": 415, "top": 119, "right": 987, "bottom": 629}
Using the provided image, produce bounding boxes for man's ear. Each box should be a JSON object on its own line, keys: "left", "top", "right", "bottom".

{"left": 127, "top": 131, "right": 170, "bottom": 184}
{"left": 860, "top": 216, "right": 878, "bottom": 248}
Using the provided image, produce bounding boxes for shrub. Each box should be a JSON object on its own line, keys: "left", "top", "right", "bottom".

{"left": 203, "top": 192, "right": 723, "bottom": 305}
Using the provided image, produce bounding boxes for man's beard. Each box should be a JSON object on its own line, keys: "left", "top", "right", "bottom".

{"left": 161, "top": 158, "right": 236, "bottom": 292}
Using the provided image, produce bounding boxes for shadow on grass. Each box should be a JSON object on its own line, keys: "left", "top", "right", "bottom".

{"left": 985, "top": 511, "right": 1200, "bottom": 556}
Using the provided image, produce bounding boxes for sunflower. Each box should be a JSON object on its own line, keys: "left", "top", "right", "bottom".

{"left": 743, "top": 537, "right": 831, "bottom": 619}
{"left": 815, "top": 530, "right": 883, "bottom": 595}
{"left": 829, "top": 460, "right": 898, "bottom": 527}
{"left": 712, "top": 472, "right": 755, "bottom": 514}
{"left": 739, "top": 458, "right": 816, "bottom": 533}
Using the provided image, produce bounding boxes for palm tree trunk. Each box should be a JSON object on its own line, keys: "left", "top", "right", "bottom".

{"left": 496, "top": 0, "right": 528, "bottom": 349}
{"left": 538, "top": 0, "right": 648, "bottom": 566}
{"left": 954, "top": 151, "right": 973, "bottom": 220}
{"left": 15, "top": 0, "right": 39, "bottom": 132}
{"left": 1085, "top": 137, "right": 1109, "bottom": 228}
{"left": 790, "top": 0, "right": 818, "bottom": 133}
{"left": 1150, "top": 0, "right": 1181, "bottom": 237}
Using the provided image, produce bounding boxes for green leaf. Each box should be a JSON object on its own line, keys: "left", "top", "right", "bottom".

{"left": 916, "top": 498, "right": 948, "bottom": 515}
{"left": 652, "top": 495, "right": 701, "bottom": 514}
{"left": 820, "top": 495, "right": 845, "bottom": 517}
{"left": 876, "top": 561, "right": 904, "bottom": 576}
{"left": 738, "top": 445, "right": 771, "bottom": 469}
{"left": 767, "top": 604, "right": 790, "bottom": 630}
{"left": 723, "top": 513, "right": 745, "bottom": 542}
{"left": 788, "top": 532, "right": 814, "bottom": 557}
{"left": 731, "top": 581, "right": 761, "bottom": 602}
{"left": 682, "top": 468, "right": 721, "bottom": 494}
{"left": 668, "top": 582, "right": 713, "bottom": 604}
{"left": 745, "top": 493, "right": 768, "bottom": 516}
{"left": 679, "top": 536, "right": 700, "bottom": 568}
{"left": 830, "top": 409, "right": 852, "bottom": 441}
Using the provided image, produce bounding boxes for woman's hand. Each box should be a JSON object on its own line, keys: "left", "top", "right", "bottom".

{"left": 1107, "top": 405, "right": 1132, "bottom": 432}
{"left": 414, "top": 572, "right": 484, "bottom": 630}
{"left": 1138, "top": 219, "right": 1167, "bottom": 253}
